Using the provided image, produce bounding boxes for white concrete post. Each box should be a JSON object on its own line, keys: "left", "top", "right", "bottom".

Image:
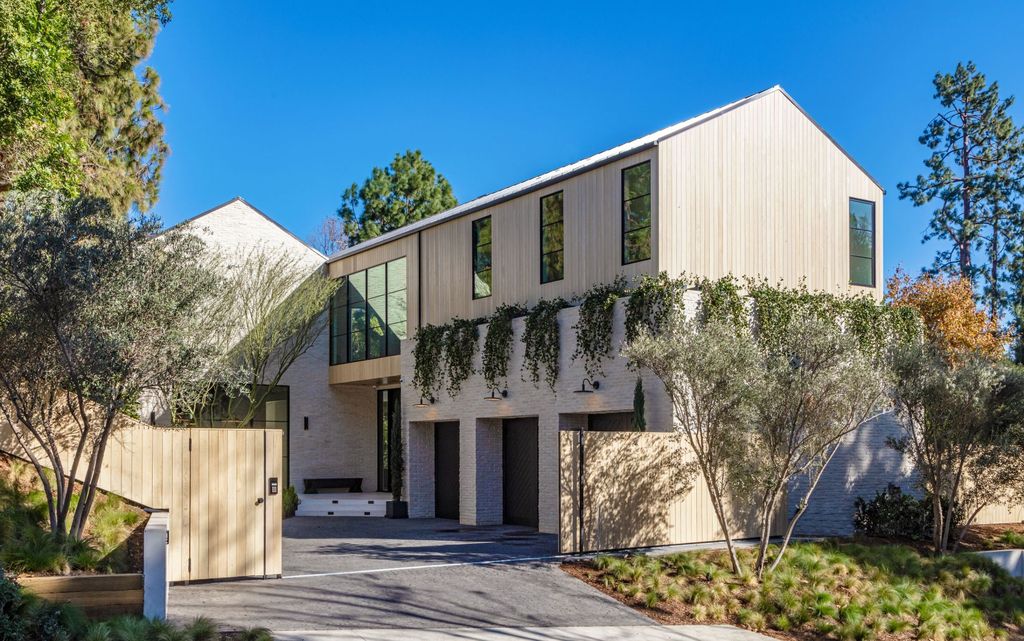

{"left": 143, "top": 511, "right": 169, "bottom": 619}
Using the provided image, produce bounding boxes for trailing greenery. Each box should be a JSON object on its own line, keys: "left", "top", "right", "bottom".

{"left": 442, "top": 318, "right": 479, "bottom": 397}
{"left": 482, "top": 304, "right": 526, "bottom": 391}
{"left": 522, "top": 298, "right": 567, "bottom": 390}
{"left": 632, "top": 377, "right": 646, "bottom": 432}
{"left": 572, "top": 276, "right": 628, "bottom": 379}
{"left": 745, "top": 278, "right": 922, "bottom": 360}
{"left": 624, "top": 272, "right": 689, "bottom": 343}
{"left": 697, "top": 275, "right": 746, "bottom": 328}
{"left": 584, "top": 542, "right": 1024, "bottom": 641}
{"left": 411, "top": 323, "right": 446, "bottom": 398}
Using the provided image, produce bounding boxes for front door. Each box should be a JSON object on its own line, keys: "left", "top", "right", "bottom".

{"left": 377, "top": 389, "right": 400, "bottom": 493}
{"left": 502, "top": 417, "right": 539, "bottom": 528}
{"left": 434, "top": 422, "right": 460, "bottom": 520}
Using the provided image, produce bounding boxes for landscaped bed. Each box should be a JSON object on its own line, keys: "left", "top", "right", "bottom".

{"left": 0, "top": 455, "right": 146, "bottom": 576}
{"left": 563, "top": 541, "right": 1024, "bottom": 641}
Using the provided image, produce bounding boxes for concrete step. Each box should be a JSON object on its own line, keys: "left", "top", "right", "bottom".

{"left": 295, "top": 493, "right": 388, "bottom": 517}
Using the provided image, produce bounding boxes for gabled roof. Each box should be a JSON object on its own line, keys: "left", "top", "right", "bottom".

{"left": 166, "top": 196, "right": 327, "bottom": 259}
{"left": 329, "top": 85, "right": 883, "bottom": 262}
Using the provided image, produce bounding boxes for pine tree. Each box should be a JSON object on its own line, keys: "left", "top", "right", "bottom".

{"left": 898, "top": 61, "right": 1024, "bottom": 322}
{"left": 338, "top": 150, "right": 457, "bottom": 245}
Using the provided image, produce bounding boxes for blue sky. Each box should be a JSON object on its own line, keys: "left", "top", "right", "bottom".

{"left": 148, "top": 1, "right": 1024, "bottom": 280}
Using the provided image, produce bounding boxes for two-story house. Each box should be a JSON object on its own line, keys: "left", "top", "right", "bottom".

{"left": 301, "top": 85, "right": 884, "bottom": 534}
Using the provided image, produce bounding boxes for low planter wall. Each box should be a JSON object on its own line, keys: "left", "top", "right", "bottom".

{"left": 975, "top": 549, "right": 1024, "bottom": 578}
{"left": 19, "top": 573, "right": 143, "bottom": 618}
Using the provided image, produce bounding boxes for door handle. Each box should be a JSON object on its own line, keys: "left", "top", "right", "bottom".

{"left": 255, "top": 497, "right": 265, "bottom": 505}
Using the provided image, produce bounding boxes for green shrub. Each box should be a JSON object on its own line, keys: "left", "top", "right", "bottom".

{"left": 282, "top": 486, "right": 300, "bottom": 519}
{"left": 999, "top": 530, "right": 1024, "bottom": 548}
{"left": 853, "top": 484, "right": 963, "bottom": 541}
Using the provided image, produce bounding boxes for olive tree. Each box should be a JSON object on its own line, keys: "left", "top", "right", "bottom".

{"left": 889, "top": 344, "right": 1024, "bottom": 552}
{"left": 623, "top": 314, "right": 761, "bottom": 574}
{"left": 0, "top": 194, "right": 221, "bottom": 538}
{"left": 746, "top": 315, "right": 887, "bottom": 577}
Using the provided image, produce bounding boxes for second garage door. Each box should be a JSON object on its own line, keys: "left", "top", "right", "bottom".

{"left": 434, "top": 422, "right": 460, "bottom": 520}
{"left": 502, "top": 417, "right": 538, "bottom": 528}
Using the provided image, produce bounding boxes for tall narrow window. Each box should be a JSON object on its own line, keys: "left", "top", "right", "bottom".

{"left": 849, "top": 198, "right": 875, "bottom": 287}
{"left": 622, "top": 161, "right": 652, "bottom": 264}
{"left": 473, "top": 216, "right": 492, "bottom": 299}
{"left": 328, "top": 257, "right": 407, "bottom": 365}
{"left": 540, "top": 192, "right": 564, "bottom": 283}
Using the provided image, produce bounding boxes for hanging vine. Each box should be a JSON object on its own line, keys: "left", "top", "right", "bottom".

{"left": 412, "top": 324, "right": 446, "bottom": 398}
{"left": 482, "top": 303, "right": 526, "bottom": 391}
{"left": 572, "top": 276, "right": 628, "bottom": 379}
{"left": 522, "top": 297, "right": 567, "bottom": 390}
{"left": 697, "top": 275, "right": 747, "bottom": 329}
{"left": 624, "top": 272, "right": 689, "bottom": 342}
{"left": 442, "top": 317, "right": 480, "bottom": 397}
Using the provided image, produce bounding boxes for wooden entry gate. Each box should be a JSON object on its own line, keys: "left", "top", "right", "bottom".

{"left": 1, "top": 422, "right": 282, "bottom": 583}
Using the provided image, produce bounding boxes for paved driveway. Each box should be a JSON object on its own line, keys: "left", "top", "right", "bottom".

{"left": 168, "top": 517, "right": 650, "bottom": 631}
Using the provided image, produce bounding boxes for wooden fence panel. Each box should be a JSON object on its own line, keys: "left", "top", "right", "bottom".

{"left": 1, "top": 420, "right": 281, "bottom": 583}
{"left": 559, "top": 431, "right": 782, "bottom": 553}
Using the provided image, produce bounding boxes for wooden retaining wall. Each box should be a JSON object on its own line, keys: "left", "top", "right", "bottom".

{"left": 19, "top": 574, "right": 143, "bottom": 618}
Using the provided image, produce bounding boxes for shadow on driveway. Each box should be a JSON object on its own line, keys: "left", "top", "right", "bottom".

{"left": 168, "top": 517, "right": 648, "bottom": 631}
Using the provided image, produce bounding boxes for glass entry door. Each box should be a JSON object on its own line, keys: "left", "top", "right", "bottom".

{"left": 377, "top": 388, "right": 400, "bottom": 493}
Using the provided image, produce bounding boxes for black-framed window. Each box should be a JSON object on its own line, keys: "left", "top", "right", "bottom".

{"left": 622, "top": 161, "right": 652, "bottom": 264}
{"left": 540, "top": 191, "right": 564, "bottom": 283}
{"left": 473, "top": 216, "right": 492, "bottom": 299}
{"left": 849, "top": 198, "right": 875, "bottom": 287}
{"left": 329, "top": 257, "right": 407, "bottom": 365}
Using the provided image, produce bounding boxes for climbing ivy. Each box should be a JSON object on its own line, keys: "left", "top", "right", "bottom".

{"left": 412, "top": 324, "right": 446, "bottom": 398}
{"left": 522, "top": 297, "right": 567, "bottom": 390}
{"left": 482, "top": 303, "right": 526, "bottom": 391}
{"left": 624, "top": 272, "right": 689, "bottom": 342}
{"left": 442, "top": 318, "right": 480, "bottom": 397}
{"left": 572, "top": 276, "right": 628, "bottom": 379}
{"left": 697, "top": 275, "right": 746, "bottom": 329}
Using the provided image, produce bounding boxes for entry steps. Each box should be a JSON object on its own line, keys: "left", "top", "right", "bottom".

{"left": 294, "top": 492, "right": 390, "bottom": 517}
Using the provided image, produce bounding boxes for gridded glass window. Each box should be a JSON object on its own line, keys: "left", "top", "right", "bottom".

{"left": 473, "top": 216, "right": 492, "bottom": 299}
{"left": 849, "top": 199, "right": 875, "bottom": 287}
{"left": 329, "top": 257, "right": 408, "bottom": 364}
{"left": 540, "top": 191, "right": 564, "bottom": 283}
{"left": 622, "top": 161, "right": 652, "bottom": 264}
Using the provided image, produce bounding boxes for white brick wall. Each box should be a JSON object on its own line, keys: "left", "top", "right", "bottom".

{"left": 401, "top": 300, "right": 673, "bottom": 533}
{"left": 789, "top": 412, "right": 917, "bottom": 536}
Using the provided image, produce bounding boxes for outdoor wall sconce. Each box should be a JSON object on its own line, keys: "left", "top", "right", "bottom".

{"left": 484, "top": 388, "right": 508, "bottom": 401}
{"left": 574, "top": 378, "right": 600, "bottom": 393}
{"left": 303, "top": 416, "right": 309, "bottom": 431}
{"left": 414, "top": 396, "right": 435, "bottom": 408}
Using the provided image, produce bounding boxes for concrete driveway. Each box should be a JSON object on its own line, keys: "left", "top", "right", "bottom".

{"left": 168, "top": 517, "right": 650, "bottom": 631}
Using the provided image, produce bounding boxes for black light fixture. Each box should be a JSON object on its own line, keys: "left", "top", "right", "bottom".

{"left": 484, "top": 388, "right": 508, "bottom": 401}
{"left": 574, "top": 378, "right": 600, "bottom": 394}
{"left": 303, "top": 416, "right": 309, "bottom": 431}
{"left": 413, "top": 396, "right": 435, "bottom": 408}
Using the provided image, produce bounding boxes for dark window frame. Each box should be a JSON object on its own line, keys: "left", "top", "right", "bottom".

{"left": 539, "top": 191, "right": 564, "bottom": 284}
{"left": 329, "top": 257, "right": 407, "bottom": 365}
{"left": 621, "top": 160, "right": 652, "bottom": 265}
{"left": 472, "top": 216, "right": 492, "bottom": 299}
{"left": 849, "top": 198, "right": 876, "bottom": 288}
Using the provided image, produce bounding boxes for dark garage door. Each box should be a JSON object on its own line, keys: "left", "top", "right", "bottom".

{"left": 503, "top": 417, "right": 538, "bottom": 528}
{"left": 434, "top": 421, "right": 460, "bottom": 520}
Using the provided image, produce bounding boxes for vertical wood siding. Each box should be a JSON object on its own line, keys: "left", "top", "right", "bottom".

{"left": 1, "top": 421, "right": 282, "bottom": 583}
{"left": 559, "top": 431, "right": 783, "bottom": 553}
